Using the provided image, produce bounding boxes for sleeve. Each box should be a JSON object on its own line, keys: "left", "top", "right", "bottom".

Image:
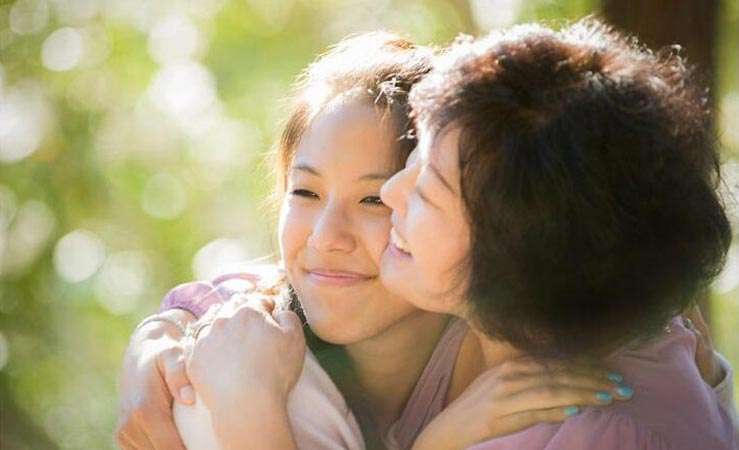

{"left": 159, "top": 280, "right": 223, "bottom": 319}
{"left": 713, "top": 351, "right": 738, "bottom": 432}
{"left": 159, "top": 272, "right": 263, "bottom": 319}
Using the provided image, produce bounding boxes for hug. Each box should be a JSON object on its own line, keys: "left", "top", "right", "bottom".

{"left": 118, "top": 18, "right": 738, "bottom": 450}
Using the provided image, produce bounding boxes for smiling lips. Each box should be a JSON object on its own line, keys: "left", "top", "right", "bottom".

{"left": 306, "top": 269, "right": 374, "bottom": 287}
{"left": 390, "top": 228, "right": 412, "bottom": 255}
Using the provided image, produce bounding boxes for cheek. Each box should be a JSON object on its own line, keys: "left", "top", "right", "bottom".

{"left": 408, "top": 202, "right": 467, "bottom": 275}
{"left": 359, "top": 213, "right": 392, "bottom": 265}
{"left": 278, "top": 202, "right": 312, "bottom": 263}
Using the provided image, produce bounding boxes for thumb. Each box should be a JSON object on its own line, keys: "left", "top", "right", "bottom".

{"left": 274, "top": 310, "right": 303, "bottom": 335}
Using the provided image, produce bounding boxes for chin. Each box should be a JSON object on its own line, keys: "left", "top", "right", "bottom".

{"left": 305, "top": 314, "right": 372, "bottom": 345}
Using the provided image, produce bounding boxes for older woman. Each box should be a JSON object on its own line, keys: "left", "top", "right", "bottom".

{"left": 381, "top": 19, "right": 737, "bottom": 449}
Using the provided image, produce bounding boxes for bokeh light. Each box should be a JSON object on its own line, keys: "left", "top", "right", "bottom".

{"left": 53, "top": 229, "right": 106, "bottom": 283}
{"left": 0, "top": 0, "right": 736, "bottom": 448}
{"left": 41, "top": 27, "right": 84, "bottom": 71}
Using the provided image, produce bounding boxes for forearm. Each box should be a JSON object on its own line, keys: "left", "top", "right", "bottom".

{"left": 211, "top": 392, "right": 298, "bottom": 450}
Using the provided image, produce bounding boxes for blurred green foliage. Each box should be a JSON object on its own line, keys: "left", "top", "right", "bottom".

{"left": 0, "top": 0, "right": 736, "bottom": 448}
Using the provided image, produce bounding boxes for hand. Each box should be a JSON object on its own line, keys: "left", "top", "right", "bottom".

{"left": 412, "top": 357, "right": 632, "bottom": 450}
{"left": 185, "top": 293, "right": 306, "bottom": 415}
{"left": 684, "top": 305, "right": 725, "bottom": 387}
{"left": 116, "top": 309, "right": 197, "bottom": 450}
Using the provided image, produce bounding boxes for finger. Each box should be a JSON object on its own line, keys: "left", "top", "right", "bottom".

{"left": 498, "top": 383, "right": 626, "bottom": 416}
{"left": 685, "top": 305, "right": 713, "bottom": 346}
{"left": 494, "top": 361, "right": 620, "bottom": 395}
{"left": 160, "top": 349, "right": 194, "bottom": 405}
{"left": 142, "top": 412, "right": 187, "bottom": 450}
{"left": 121, "top": 415, "right": 159, "bottom": 450}
{"left": 501, "top": 370, "right": 617, "bottom": 394}
{"left": 244, "top": 293, "right": 276, "bottom": 314}
{"left": 491, "top": 406, "right": 574, "bottom": 437}
{"left": 116, "top": 426, "right": 147, "bottom": 450}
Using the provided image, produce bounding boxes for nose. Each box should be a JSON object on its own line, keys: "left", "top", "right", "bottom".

{"left": 381, "top": 164, "right": 414, "bottom": 216}
{"left": 307, "top": 201, "right": 357, "bottom": 253}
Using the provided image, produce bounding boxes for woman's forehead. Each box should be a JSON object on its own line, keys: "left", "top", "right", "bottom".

{"left": 292, "top": 104, "right": 398, "bottom": 173}
{"left": 420, "top": 126, "right": 461, "bottom": 174}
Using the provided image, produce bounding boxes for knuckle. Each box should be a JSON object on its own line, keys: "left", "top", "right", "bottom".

{"left": 498, "top": 360, "right": 516, "bottom": 375}
{"left": 539, "top": 385, "right": 559, "bottom": 400}
{"left": 234, "top": 304, "right": 260, "bottom": 319}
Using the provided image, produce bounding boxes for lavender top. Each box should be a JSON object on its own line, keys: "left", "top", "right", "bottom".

{"left": 469, "top": 317, "right": 737, "bottom": 450}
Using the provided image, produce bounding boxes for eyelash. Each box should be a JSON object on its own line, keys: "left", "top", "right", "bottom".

{"left": 290, "top": 189, "right": 318, "bottom": 199}
{"left": 361, "top": 196, "right": 385, "bottom": 207}
{"left": 290, "top": 190, "right": 385, "bottom": 207}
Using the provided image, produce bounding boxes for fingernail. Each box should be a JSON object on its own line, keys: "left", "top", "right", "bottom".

{"left": 607, "top": 372, "right": 624, "bottom": 383}
{"left": 596, "top": 391, "right": 613, "bottom": 403}
{"left": 179, "top": 386, "right": 195, "bottom": 404}
{"left": 564, "top": 405, "right": 580, "bottom": 416}
{"left": 616, "top": 385, "right": 634, "bottom": 399}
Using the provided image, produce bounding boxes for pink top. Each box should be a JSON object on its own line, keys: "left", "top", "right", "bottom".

{"left": 469, "top": 317, "right": 737, "bottom": 450}
{"left": 161, "top": 270, "right": 737, "bottom": 449}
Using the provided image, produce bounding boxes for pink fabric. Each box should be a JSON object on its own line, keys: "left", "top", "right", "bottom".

{"left": 160, "top": 272, "right": 262, "bottom": 318}
{"left": 384, "top": 318, "right": 469, "bottom": 449}
{"left": 468, "top": 317, "right": 737, "bottom": 450}
{"left": 160, "top": 272, "right": 736, "bottom": 449}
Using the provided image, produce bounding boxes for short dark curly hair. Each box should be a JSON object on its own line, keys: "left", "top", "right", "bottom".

{"left": 410, "top": 19, "right": 732, "bottom": 358}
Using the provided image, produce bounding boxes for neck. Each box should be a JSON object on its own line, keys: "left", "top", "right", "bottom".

{"left": 343, "top": 310, "right": 450, "bottom": 433}
{"left": 471, "top": 327, "right": 523, "bottom": 367}
{"left": 445, "top": 312, "right": 523, "bottom": 403}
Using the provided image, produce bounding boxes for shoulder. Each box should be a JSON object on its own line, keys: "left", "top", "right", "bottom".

{"left": 468, "top": 411, "right": 668, "bottom": 450}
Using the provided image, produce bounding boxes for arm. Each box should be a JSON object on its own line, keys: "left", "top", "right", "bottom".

{"left": 712, "top": 352, "right": 738, "bottom": 430}
{"left": 116, "top": 308, "right": 196, "bottom": 450}
{"left": 211, "top": 391, "right": 298, "bottom": 450}
{"left": 118, "top": 270, "right": 276, "bottom": 449}
{"left": 412, "top": 358, "right": 633, "bottom": 450}
{"left": 684, "top": 306, "right": 738, "bottom": 428}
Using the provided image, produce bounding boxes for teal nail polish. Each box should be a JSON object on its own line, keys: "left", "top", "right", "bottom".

{"left": 607, "top": 372, "right": 624, "bottom": 383}
{"left": 616, "top": 385, "right": 634, "bottom": 398}
{"left": 596, "top": 391, "right": 613, "bottom": 403}
{"left": 564, "top": 405, "right": 580, "bottom": 416}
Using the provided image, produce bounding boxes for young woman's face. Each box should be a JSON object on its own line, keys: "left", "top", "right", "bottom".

{"left": 380, "top": 125, "right": 471, "bottom": 314}
{"left": 279, "top": 100, "right": 421, "bottom": 344}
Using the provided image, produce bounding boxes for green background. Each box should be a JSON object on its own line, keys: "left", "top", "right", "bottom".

{"left": 0, "top": 0, "right": 737, "bottom": 448}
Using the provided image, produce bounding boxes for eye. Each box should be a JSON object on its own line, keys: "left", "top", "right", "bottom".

{"left": 361, "top": 195, "right": 386, "bottom": 206}
{"left": 290, "top": 189, "right": 319, "bottom": 199}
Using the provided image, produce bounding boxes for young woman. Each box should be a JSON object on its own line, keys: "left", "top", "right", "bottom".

{"left": 379, "top": 19, "right": 737, "bottom": 449}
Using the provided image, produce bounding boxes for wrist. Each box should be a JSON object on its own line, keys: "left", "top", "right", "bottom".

{"left": 212, "top": 396, "right": 295, "bottom": 450}
{"left": 210, "top": 382, "right": 289, "bottom": 413}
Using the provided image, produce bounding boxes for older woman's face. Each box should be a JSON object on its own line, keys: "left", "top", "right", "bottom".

{"left": 380, "top": 125, "right": 471, "bottom": 314}
{"left": 279, "top": 101, "right": 421, "bottom": 345}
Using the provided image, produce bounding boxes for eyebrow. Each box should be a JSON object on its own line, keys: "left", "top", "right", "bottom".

{"left": 291, "top": 164, "right": 393, "bottom": 182}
